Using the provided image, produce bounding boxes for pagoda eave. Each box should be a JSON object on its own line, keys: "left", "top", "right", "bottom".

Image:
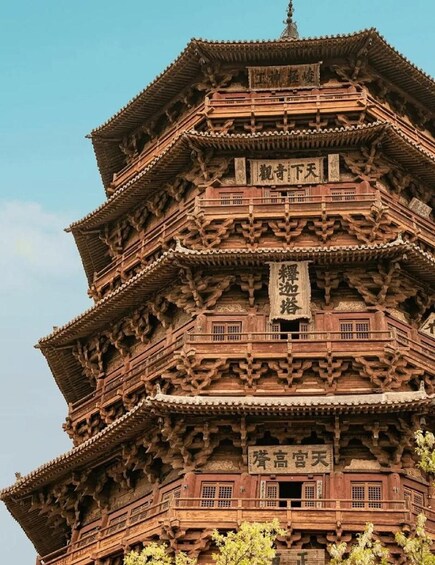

{"left": 40, "top": 239, "right": 433, "bottom": 349}
{"left": 2, "top": 391, "right": 431, "bottom": 501}
{"left": 71, "top": 123, "right": 435, "bottom": 283}
{"left": 90, "top": 28, "right": 435, "bottom": 141}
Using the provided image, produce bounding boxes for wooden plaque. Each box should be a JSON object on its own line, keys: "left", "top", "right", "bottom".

{"left": 276, "top": 549, "right": 326, "bottom": 564}
{"left": 328, "top": 153, "right": 340, "bottom": 182}
{"left": 248, "top": 64, "right": 321, "bottom": 90}
{"left": 409, "top": 197, "right": 432, "bottom": 218}
{"left": 248, "top": 445, "right": 333, "bottom": 474}
{"left": 234, "top": 157, "right": 247, "bottom": 185}
{"left": 250, "top": 158, "right": 324, "bottom": 186}
{"left": 420, "top": 313, "right": 435, "bottom": 338}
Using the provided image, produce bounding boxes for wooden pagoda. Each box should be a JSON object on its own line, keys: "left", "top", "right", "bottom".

{"left": 2, "top": 3, "right": 435, "bottom": 564}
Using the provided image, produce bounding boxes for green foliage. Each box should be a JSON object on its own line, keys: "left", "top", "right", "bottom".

{"left": 396, "top": 513, "right": 435, "bottom": 565}
{"left": 123, "top": 542, "right": 197, "bottom": 565}
{"left": 415, "top": 430, "right": 435, "bottom": 475}
{"left": 211, "top": 520, "right": 285, "bottom": 565}
{"left": 328, "top": 523, "right": 390, "bottom": 565}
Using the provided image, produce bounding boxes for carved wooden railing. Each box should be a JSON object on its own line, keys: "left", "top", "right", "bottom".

{"left": 40, "top": 497, "right": 433, "bottom": 565}
{"left": 91, "top": 186, "right": 435, "bottom": 300}
{"left": 91, "top": 200, "right": 194, "bottom": 298}
{"left": 69, "top": 326, "right": 434, "bottom": 427}
{"left": 108, "top": 86, "right": 435, "bottom": 194}
{"left": 187, "top": 330, "right": 395, "bottom": 356}
{"left": 69, "top": 332, "right": 187, "bottom": 422}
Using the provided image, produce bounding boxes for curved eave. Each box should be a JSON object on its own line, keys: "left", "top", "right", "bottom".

{"left": 151, "top": 390, "right": 432, "bottom": 416}
{"left": 2, "top": 391, "right": 431, "bottom": 499}
{"left": 90, "top": 29, "right": 435, "bottom": 188}
{"left": 2, "top": 390, "right": 431, "bottom": 556}
{"left": 38, "top": 240, "right": 435, "bottom": 403}
{"left": 41, "top": 239, "right": 429, "bottom": 348}
{"left": 1, "top": 399, "right": 153, "bottom": 557}
{"left": 72, "top": 122, "right": 435, "bottom": 284}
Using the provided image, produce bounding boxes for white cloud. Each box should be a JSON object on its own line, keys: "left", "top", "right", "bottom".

{"left": 0, "top": 200, "right": 83, "bottom": 292}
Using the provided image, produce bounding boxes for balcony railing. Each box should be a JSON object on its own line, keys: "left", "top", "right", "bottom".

{"left": 70, "top": 326, "right": 435, "bottom": 429}
{"left": 108, "top": 86, "right": 435, "bottom": 194}
{"left": 187, "top": 330, "right": 394, "bottom": 356}
{"left": 91, "top": 184, "right": 434, "bottom": 300}
{"left": 40, "top": 497, "right": 434, "bottom": 565}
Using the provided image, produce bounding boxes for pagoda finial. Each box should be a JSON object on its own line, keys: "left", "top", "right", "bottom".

{"left": 281, "top": 0, "right": 299, "bottom": 40}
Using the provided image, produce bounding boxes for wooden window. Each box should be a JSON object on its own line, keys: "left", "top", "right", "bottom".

{"left": 161, "top": 486, "right": 181, "bottom": 509}
{"left": 212, "top": 321, "right": 242, "bottom": 342}
{"left": 351, "top": 482, "right": 382, "bottom": 509}
{"left": 331, "top": 188, "right": 356, "bottom": 201}
{"left": 340, "top": 319, "right": 370, "bottom": 340}
{"left": 220, "top": 193, "right": 243, "bottom": 205}
{"left": 106, "top": 513, "right": 128, "bottom": 535}
{"left": 130, "top": 499, "right": 152, "bottom": 523}
{"left": 404, "top": 487, "right": 425, "bottom": 512}
{"left": 264, "top": 481, "right": 279, "bottom": 507}
{"left": 267, "top": 322, "right": 280, "bottom": 340}
{"left": 302, "top": 482, "right": 316, "bottom": 508}
{"left": 76, "top": 526, "right": 99, "bottom": 548}
{"left": 200, "top": 482, "right": 234, "bottom": 508}
{"left": 388, "top": 323, "right": 409, "bottom": 346}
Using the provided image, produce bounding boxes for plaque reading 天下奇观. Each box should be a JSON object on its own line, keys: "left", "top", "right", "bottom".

{"left": 250, "top": 158, "right": 324, "bottom": 186}
{"left": 248, "top": 445, "right": 333, "bottom": 474}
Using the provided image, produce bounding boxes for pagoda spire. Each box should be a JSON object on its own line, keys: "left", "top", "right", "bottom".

{"left": 281, "top": 0, "right": 299, "bottom": 39}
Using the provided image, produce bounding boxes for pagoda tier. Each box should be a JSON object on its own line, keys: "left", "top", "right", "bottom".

{"left": 71, "top": 125, "right": 435, "bottom": 291}
{"left": 2, "top": 18, "right": 435, "bottom": 565}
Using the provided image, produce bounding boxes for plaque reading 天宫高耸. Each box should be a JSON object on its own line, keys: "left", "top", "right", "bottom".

{"left": 248, "top": 64, "right": 321, "bottom": 90}
{"left": 250, "top": 158, "right": 324, "bottom": 186}
{"left": 248, "top": 445, "right": 333, "bottom": 474}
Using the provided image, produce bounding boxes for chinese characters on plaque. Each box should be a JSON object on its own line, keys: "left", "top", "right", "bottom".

{"left": 250, "top": 158, "right": 324, "bottom": 186}
{"left": 409, "top": 197, "right": 432, "bottom": 219}
{"left": 248, "top": 64, "right": 321, "bottom": 90}
{"left": 269, "top": 262, "right": 311, "bottom": 322}
{"left": 420, "top": 313, "right": 435, "bottom": 338}
{"left": 276, "top": 549, "right": 326, "bottom": 565}
{"left": 248, "top": 446, "right": 332, "bottom": 474}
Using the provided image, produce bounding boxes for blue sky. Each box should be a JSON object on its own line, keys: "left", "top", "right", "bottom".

{"left": 0, "top": 0, "right": 434, "bottom": 562}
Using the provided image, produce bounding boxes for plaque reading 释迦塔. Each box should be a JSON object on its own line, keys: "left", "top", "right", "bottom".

{"left": 248, "top": 445, "right": 332, "bottom": 474}
{"left": 250, "top": 158, "right": 324, "bottom": 186}
{"left": 269, "top": 262, "right": 311, "bottom": 322}
{"left": 248, "top": 64, "right": 321, "bottom": 90}
{"left": 275, "top": 549, "right": 326, "bottom": 565}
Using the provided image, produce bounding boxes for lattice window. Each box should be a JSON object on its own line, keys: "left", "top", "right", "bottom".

{"left": 331, "top": 188, "right": 356, "bottom": 201}
{"left": 265, "top": 481, "right": 279, "bottom": 507}
{"left": 106, "top": 513, "right": 128, "bottom": 534}
{"left": 388, "top": 323, "right": 409, "bottom": 346}
{"left": 76, "top": 526, "right": 99, "bottom": 548}
{"left": 200, "top": 482, "right": 234, "bottom": 508}
{"left": 266, "top": 322, "right": 280, "bottom": 340}
{"left": 340, "top": 319, "right": 370, "bottom": 340}
{"left": 161, "top": 486, "right": 181, "bottom": 509}
{"left": 220, "top": 193, "right": 244, "bottom": 205}
{"left": 212, "top": 321, "right": 242, "bottom": 341}
{"left": 130, "top": 499, "right": 152, "bottom": 523}
{"left": 404, "top": 487, "right": 425, "bottom": 513}
{"left": 303, "top": 482, "right": 316, "bottom": 508}
{"left": 351, "top": 482, "right": 382, "bottom": 509}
